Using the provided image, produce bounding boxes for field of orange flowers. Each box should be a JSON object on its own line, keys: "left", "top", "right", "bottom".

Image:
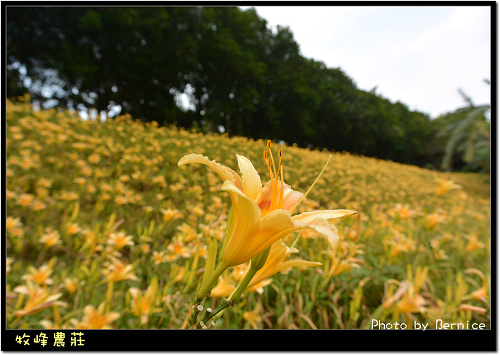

{"left": 6, "top": 96, "right": 490, "bottom": 329}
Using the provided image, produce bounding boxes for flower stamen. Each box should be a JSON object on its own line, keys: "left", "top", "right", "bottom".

{"left": 264, "top": 141, "right": 286, "bottom": 212}
{"left": 277, "top": 149, "right": 284, "bottom": 209}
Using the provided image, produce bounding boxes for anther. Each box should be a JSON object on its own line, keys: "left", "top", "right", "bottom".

{"left": 277, "top": 149, "right": 283, "bottom": 178}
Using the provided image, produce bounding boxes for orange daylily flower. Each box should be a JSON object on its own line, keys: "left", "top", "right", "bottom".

{"left": 178, "top": 140, "right": 356, "bottom": 268}
{"left": 464, "top": 268, "right": 489, "bottom": 303}
{"left": 71, "top": 303, "right": 120, "bottom": 329}
{"left": 209, "top": 276, "right": 236, "bottom": 298}
{"left": 22, "top": 263, "right": 54, "bottom": 286}
{"left": 129, "top": 278, "right": 162, "bottom": 325}
{"left": 14, "top": 281, "right": 65, "bottom": 317}
{"left": 247, "top": 239, "right": 321, "bottom": 289}
{"left": 435, "top": 178, "right": 462, "bottom": 197}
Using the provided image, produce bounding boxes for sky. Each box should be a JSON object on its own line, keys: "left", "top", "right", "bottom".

{"left": 241, "top": 5, "right": 491, "bottom": 118}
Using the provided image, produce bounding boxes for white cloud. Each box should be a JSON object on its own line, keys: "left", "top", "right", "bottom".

{"left": 245, "top": 5, "right": 491, "bottom": 118}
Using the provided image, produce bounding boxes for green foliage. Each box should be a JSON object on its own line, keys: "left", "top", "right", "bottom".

{"left": 438, "top": 85, "right": 490, "bottom": 172}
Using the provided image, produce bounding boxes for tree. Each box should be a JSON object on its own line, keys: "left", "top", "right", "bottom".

{"left": 7, "top": 7, "right": 201, "bottom": 123}
{"left": 7, "top": 6, "right": 442, "bottom": 169}
{"left": 439, "top": 81, "right": 490, "bottom": 172}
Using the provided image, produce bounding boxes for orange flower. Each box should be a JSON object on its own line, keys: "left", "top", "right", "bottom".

{"left": 160, "top": 208, "right": 182, "bottom": 223}
{"left": 129, "top": 278, "right": 161, "bottom": 325}
{"left": 102, "top": 258, "right": 139, "bottom": 282}
{"left": 464, "top": 234, "right": 485, "bottom": 252}
{"left": 14, "top": 281, "right": 65, "bottom": 317}
{"left": 464, "top": 268, "right": 489, "bottom": 303}
{"left": 40, "top": 228, "right": 62, "bottom": 248}
{"left": 178, "top": 141, "right": 356, "bottom": 268}
{"left": 22, "top": 263, "right": 54, "bottom": 286}
{"left": 247, "top": 239, "right": 321, "bottom": 289}
{"left": 71, "top": 303, "right": 120, "bottom": 329}
{"left": 209, "top": 276, "right": 236, "bottom": 298}
{"left": 107, "top": 231, "right": 134, "bottom": 250}
{"left": 436, "top": 178, "right": 462, "bottom": 196}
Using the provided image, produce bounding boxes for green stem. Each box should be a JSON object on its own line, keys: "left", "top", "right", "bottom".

{"left": 105, "top": 279, "right": 114, "bottom": 312}
{"left": 189, "top": 304, "right": 201, "bottom": 328}
{"left": 196, "top": 261, "right": 229, "bottom": 301}
{"left": 228, "top": 264, "right": 259, "bottom": 302}
{"left": 189, "top": 261, "right": 227, "bottom": 328}
{"left": 200, "top": 248, "right": 271, "bottom": 326}
{"left": 201, "top": 299, "right": 231, "bottom": 325}
{"left": 199, "top": 267, "right": 258, "bottom": 326}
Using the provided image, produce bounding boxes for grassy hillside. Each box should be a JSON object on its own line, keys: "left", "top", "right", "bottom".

{"left": 6, "top": 97, "right": 490, "bottom": 329}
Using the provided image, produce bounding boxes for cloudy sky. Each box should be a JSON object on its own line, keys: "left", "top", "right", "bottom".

{"left": 241, "top": 5, "right": 491, "bottom": 118}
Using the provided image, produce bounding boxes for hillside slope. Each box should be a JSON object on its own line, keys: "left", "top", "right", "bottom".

{"left": 6, "top": 98, "right": 490, "bottom": 330}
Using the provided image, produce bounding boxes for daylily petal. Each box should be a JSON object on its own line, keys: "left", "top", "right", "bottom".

{"left": 293, "top": 209, "right": 357, "bottom": 224}
{"left": 247, "top": 237, "right": 322, "bottom": 289}
{"left": 247, "top": 259, "right": 322, "bottom": 289}
{"left": 243, "top": 209, "right": 303, "bottom": 262}
{"left": 220, "top": 180, "right": 262, "bottom": 266}
{"left": 294, "top": 218, "right": 340, "bottom": 248}
{"left": 178, "top": 153, "right": 243, "bottom": 191}
{"left": 255, "top": 180, "right": 273, "bottom": 214}
{"left": 256, "top": 181, "right": 304, "bottom": 215}
{"left": 210, "top": 276, "right": 236, "bottom": 298}
{"left": 281, "top": 189, "right": 305, "bottom": 213}
{"left": 237, "top": 154, "right": 262, "bottom": 201}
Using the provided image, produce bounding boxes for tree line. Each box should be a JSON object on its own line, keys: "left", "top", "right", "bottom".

{"left": 6, "top": 7, "right": 489, "bottom": 171}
